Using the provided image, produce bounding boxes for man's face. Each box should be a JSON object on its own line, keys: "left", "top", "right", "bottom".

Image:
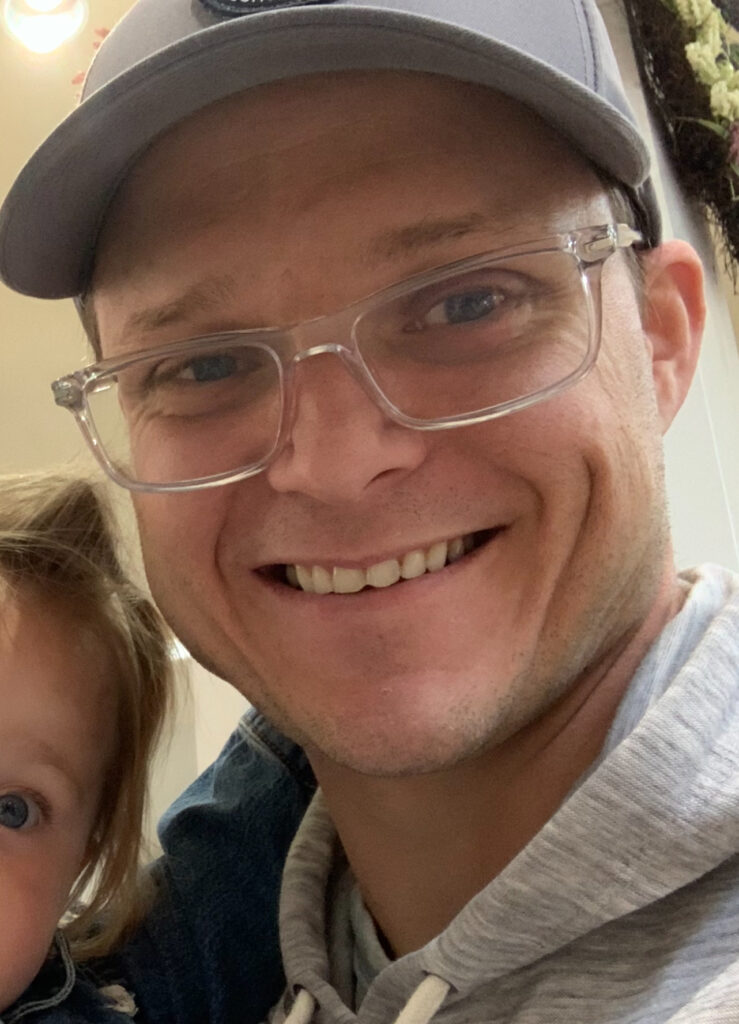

{"left": 93, "top": 72, "right": 669, "bottom": 775}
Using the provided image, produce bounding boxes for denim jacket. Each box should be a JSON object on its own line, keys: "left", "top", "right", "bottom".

{"left": 112, "top": 708, "right": 314, "bottom": 1023}
{"left": 0, "top": 933, "right": 137, "bottom": 1024}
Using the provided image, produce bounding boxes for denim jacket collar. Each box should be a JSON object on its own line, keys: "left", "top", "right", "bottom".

{"left": 1, "top": 932, "right": 75, "bottom": 1024}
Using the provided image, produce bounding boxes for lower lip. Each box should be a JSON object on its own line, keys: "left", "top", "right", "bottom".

{"left": 255, "top": 529, "right": 505, "bottom": 607}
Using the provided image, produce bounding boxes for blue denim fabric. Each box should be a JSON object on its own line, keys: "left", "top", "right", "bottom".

{"left": 111, "top": 708, "right": 314, "bottom": 1023}
{"left": 1, "top": 934, "right": 134, "bottom": 1024}
{"left": 2, "top": 982, "right": 135, "bottom": 1024}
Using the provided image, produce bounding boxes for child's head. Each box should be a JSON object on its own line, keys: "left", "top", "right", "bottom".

{"left": 0, "top": 474, "right": 172, "bottom": 1010}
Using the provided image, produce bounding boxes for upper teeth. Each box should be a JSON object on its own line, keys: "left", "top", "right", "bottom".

{"left": 286, "top": 534, "right": 473, "bottom": 594}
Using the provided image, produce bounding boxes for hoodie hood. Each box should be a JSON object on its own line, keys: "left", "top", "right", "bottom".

{"left": 272, "top": 564, "right": 739, "bottom": 1023}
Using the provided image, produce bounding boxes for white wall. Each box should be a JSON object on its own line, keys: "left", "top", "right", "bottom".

{"left": 188, "top": 659, "right": 249, "bottom": 773}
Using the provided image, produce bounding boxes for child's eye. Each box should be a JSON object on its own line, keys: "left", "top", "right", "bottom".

{"left": 0, "top": 792, "right": 42, "bottom": 830}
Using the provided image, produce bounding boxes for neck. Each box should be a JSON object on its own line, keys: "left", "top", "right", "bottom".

{"left": 307, "top": 569, "right": 686, "bottom": 957}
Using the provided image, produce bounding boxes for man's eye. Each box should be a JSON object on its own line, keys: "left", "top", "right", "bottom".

{"left": 423, "top": 288, "right": 502, "bottom": 326}
{"left": 0, "top": 792, "right": 41, "bottom": 831}
{"left": 177, "top": 353, "right": 238, "bottom": 382}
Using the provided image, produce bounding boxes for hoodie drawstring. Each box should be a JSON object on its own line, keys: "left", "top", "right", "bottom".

{"left": 283, "top": 974, "right": 451, "bottom": 1024}
{"left": 392, "top": 975, "right": 451, "bottom": 1024}
{"left": 283, "top": 988, "right": 316, "bottom": 1024}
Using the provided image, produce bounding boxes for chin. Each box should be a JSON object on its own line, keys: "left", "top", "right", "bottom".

{"left": 288, "top": 680, "right": 524, "bottom": 779}
{"left": 305, "top": 719, "right": 506, "bottom": 778}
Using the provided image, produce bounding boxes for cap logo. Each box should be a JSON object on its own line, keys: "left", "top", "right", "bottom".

{"left": 199, "top": 0, "right": 337, "bottom": 16}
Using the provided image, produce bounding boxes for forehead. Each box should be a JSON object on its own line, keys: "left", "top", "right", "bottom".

{"left": 99, "top": 70, "right": 599, "bottom": 246}
{"left": 0, "top": 592, "right": 117, "bottom": 753}
{"left": 93, "top": 70, "right": 606, "bottom": 346}
{"left": 132, "top": 68, "right": 575, "bottom": 166}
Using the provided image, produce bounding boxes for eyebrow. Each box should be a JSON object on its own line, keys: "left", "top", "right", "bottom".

{"left": 7, "top": 738, "right": 86, "bottom": 807}
{"left": 119, "top": 275, "right": 240, "bottom": 346}
{"left": 366, "top": 212, "right": 491, "bottom": 263}
{"left": 117, "top": 212, "right": 494, "bottom": 345}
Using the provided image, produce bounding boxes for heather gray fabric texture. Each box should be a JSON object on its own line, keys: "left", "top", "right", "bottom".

{"left": 269, "top": 564, "right": 739, "bottom": 1023}
{"left": 0, "top": 0, "right": 660, "bottom": 299}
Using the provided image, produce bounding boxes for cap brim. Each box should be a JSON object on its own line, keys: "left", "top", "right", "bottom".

{"left": 0, "top": 5, "right": 651, "bottom": 298}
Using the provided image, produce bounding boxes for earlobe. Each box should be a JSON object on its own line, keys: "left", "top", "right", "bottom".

{"left": 641, "top": 240, "right": 706, "bottom": 433}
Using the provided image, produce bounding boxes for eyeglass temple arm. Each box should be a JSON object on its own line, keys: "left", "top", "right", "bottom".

{"left": 578, "top": 223, "right": 644, "bottom": 264}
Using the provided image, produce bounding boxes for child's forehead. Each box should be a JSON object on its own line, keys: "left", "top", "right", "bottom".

{"left": 1, "top": 582, "right": 104, "bottom": 642}
{"left": 0, "top": 589, "right": 118, "bottom": 707}
{"left": 0, "top": 592, "right": 119, "bottom": 793}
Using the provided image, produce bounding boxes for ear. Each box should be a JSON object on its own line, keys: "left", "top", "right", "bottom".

{"left": 640, "top": 240, "right": 706, "bottom": 433}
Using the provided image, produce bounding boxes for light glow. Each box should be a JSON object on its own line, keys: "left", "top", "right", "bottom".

{"left": 3, "top": 0, "right": 87, "bottom": 53}
{"left": 24, "top": 0, "right": 66, "bottom": 12}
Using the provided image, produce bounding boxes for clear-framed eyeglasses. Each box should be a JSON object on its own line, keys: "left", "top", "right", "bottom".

{"left": 52, "top": 223, "right": 643, "bottom": 493}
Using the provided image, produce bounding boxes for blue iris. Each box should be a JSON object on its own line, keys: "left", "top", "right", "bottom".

{"left": 0, "top": 793, "right": 30, "bottom": 829}
{"left": 188, "top": 354, "right": 237, "bottom": 382}
{"left": 443, "top": 290, "right": 496, "bottom": 324}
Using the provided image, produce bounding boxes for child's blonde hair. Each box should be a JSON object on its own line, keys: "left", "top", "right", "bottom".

{"left": 0, "top": 472, "right": 173, "bottom": 959}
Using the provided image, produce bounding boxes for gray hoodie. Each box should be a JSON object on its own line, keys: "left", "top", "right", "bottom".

{"left": 270, "top": 565, "right": 739, "bottom": 1024}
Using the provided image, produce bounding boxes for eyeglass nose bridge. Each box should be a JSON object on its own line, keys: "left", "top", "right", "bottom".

{"left": 277, "top": 328, "right": 402, "bottom": 442}
{"left": 286, "top": 312, "right": 368, "bottom": 391}
{"left": 291, "top": 341, "right": 352, "bottom": 365}
{"left": 283, "top": 331, "right": 382, "bottom": 405}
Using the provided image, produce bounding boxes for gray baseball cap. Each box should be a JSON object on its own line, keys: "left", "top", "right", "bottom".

{"left": 0, "top": 0, "right": 660, "bottom": 299}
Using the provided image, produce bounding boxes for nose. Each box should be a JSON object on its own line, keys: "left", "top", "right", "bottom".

{"left": 265, "top": 352, "right": 427, "bottom": 504}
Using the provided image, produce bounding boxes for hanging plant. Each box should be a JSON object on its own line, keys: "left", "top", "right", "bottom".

{"left": 623, "top": 0, "right": 739, "bottom": 276}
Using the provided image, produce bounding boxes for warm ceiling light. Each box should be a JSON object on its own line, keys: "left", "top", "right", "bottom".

{"left": 3, "top": 0, "right": 88, "bottom": 53}
{"left": 24, "top": 0, "right": 67, "bottom": 12}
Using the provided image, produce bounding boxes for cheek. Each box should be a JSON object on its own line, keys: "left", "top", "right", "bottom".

{"left": 135, "top": 491, "right": 224, "bottom": 579}
{"left": 590, "top": 320, "right": 665, "bottom": 495}
{"left": 471, "top": 359, "right": 663, "bottom": 551}
{"left": 597, "top": 267, "right": 656, "bottom": 414}
{"left": 544, "top": 380, "right": 666, "bottom": 578}
{"left": 133, "top": 489, "right": 253, "bottom": 658}
{"left": 454, "top": 403, "right": 594, "bottom": 513}
{"left": 0, "top": 849, "right": 77, "bottom": 1010}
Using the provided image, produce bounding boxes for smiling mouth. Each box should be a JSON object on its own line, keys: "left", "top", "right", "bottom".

{"left": 265, "top": 529, "right": 501, "bottom": 595}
